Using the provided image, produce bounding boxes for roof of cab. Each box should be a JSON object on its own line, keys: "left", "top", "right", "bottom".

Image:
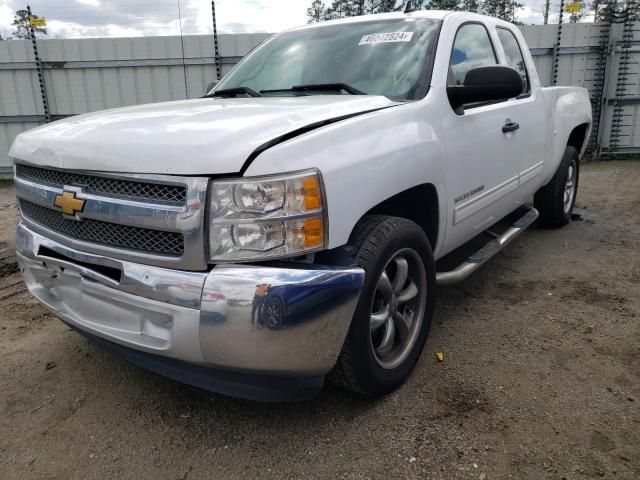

{"left": 283, "top": 10, "right": 518, "bottom": 36}
{"left": 286, "top": 10, "right": 454, "bottom": 33}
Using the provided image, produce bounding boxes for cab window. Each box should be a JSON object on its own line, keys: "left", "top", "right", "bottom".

{"left": 496, "top": 27, "right": 530, "bottom": 95}
{"left": 448, "top": 23, "right": 497, "bottom": 86}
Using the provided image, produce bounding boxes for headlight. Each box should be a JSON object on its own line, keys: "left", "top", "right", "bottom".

{"left": 209, "top": 170, "right": 326, "bottom": 262}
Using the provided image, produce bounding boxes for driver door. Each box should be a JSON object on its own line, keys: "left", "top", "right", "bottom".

{"left": 440, "top": 22, "right": 524, "bottom": 253}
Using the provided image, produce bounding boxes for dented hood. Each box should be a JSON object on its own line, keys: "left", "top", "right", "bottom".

{"left": 9, "top": 95, "right": 397, "bottom": 175}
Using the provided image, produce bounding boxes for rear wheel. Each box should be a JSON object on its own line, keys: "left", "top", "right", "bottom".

{"left": 330, "top": 215, "right": 435, "bottom": 396}
{"left": 534, "top": 146, "right": 579, "bottom": 227}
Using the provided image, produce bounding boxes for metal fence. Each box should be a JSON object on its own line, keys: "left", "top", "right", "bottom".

{"left": 521, "top": 22, "right": 640, "bottom": 156}
{"left": 1, "top": 22, "right": 639, "bottom": 175}
{"left": 0, "top": 33, "right": 269, "bottom": 176}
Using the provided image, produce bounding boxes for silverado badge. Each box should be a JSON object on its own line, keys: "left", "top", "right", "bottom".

{"left": 54, "top": 189, "right": 86, "bottom": 217}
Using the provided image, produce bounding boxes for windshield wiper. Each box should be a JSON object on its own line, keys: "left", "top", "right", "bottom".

{"left": 204, "top": 87, "right": 262, "bottom": 98}
{"left": 260, "top": 83, "right": 366, "bottom": 96}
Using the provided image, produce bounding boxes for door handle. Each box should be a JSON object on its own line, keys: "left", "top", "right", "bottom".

{"left": 502, "top": 121, "right": 520, "bottom": 133}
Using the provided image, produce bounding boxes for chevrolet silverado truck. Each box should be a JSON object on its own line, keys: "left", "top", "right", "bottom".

{"left": 10, "top": 11, "right": 591, "bottom": 401}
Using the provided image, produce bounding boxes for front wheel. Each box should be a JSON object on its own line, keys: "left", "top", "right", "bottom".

{"left": 534, "top": 146, "right": 580, "bottom": 227}
{"left": 263, "top": 295, "right": 285, "bottom": 330}
{"left": 330, "top": 215, "right": 435, "bottom": 396}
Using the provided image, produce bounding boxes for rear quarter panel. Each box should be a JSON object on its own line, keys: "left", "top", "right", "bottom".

{"left": 540, "top": 87, "right": 592, "bottom": 184}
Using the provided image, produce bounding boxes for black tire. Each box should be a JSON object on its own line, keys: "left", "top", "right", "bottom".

{"left": 263, "top": 295, "right": 285, "bottom": 330}
{"left": 534, "top": 146, "right": 579, "bottom": 227}
{"left": 329, "top": 215, "right": 436, "bottom": 396}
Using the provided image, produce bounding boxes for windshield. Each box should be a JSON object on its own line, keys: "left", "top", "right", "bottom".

{"left": 213, "top": 18, "right": 441, "bottom": 100}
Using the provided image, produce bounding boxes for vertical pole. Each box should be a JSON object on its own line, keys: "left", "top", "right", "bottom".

{"left": 177, "top": 0, "right": 189, "bottom": 99}
{"left": 211, "top": 1, "right": 222, "bottom": 81}
{"left": 27, "top": 4, "right": 50, "bottom": 123}
{"left": 596, "top": 11, "right": 619, "bottom": 158}
{"left": 586, "top": 4, "right": 615, "bottom": 158}
{"left": 596, "top": 5, "right": 623, "bottom": 157}
{"left": 608, "top": 2, "right": 638, "bottom": 155}
{"left": 551, "top": 0, "right": 566, "bottom": 86}
{"left": 543, "top": 0, "right": 551, "bottom": 24}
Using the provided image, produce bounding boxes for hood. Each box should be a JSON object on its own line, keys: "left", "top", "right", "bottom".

{"left": 9, "top": 96, "right": 398, "bottom": 175}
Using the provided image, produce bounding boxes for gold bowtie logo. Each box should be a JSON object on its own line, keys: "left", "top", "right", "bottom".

{"left": 54, "top": 190, "right": 86, "bottom": 216}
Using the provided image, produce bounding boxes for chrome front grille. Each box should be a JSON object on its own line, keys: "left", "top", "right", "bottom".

{"left": 15, "top": 164, "right": 187, "bottom": 205}
{"left": 13, "top": 162, "right": 209, "bottom": 270}
{"left": 19, "top": 199, "right": 185, "bottom": 256}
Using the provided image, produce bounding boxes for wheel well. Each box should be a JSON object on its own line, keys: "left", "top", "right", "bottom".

{"left": 567, "top": 123, "right": 589, "bottom": 153}
{"left": 365, "top": 184, "right": 439, "bottom": 250}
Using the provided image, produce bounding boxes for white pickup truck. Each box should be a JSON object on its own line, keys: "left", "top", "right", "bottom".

{"left": 10, "top": 11, "right": 591, "bottom": 401}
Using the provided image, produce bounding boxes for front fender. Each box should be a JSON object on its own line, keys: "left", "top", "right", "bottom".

{"left": 243, "top": 101, "right": 447, "bottom": 256}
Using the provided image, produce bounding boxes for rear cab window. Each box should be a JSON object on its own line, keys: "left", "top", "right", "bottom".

{"left": 496, "top": 27, "right": 530, "bottom": 96}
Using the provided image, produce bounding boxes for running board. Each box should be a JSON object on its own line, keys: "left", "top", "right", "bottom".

{"left": 436, "top": 207, "right": 539, "bottom": 286}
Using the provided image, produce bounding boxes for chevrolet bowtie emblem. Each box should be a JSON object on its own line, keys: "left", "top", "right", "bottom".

{"left": 54, "top": 190, "right": 86, "bottom": 217}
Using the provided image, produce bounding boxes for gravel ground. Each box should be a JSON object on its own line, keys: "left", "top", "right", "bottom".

{"left": 0, "top": 161, "right": 638, "bottom": 479}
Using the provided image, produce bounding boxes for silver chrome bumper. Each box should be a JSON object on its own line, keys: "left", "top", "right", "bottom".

{"left": 16, "top": 223, "right": 364, "bottom": 378}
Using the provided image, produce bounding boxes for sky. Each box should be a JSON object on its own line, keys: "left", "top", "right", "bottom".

{"left": 0, "top": 0, "right": 583, "bottom": 40}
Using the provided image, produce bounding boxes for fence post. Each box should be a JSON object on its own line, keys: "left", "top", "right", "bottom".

{"left": 551, "top": 0, "right": 566, "bottom": 86}
{"left": 212, "top": 1, "right": 222, "bottom": 81}
{"left": 586, "top": 7, "right": 615, "bottom": 158}
{"left": 608, "top": 2, "right": 640, "bottom": 155}
{"left": 27, "top": 4, "right": 50, "bottom": 123}
{"left": 597, "top": 25, "right": 618, "bottom": 158}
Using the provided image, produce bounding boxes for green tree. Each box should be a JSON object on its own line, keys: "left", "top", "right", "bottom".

{"left": 307, "top": 0, "right": 520, "bottom": 21}
{"left": 340, "top": 0, "right": 368, "bottom": 16}
{"left": 590, "top": 0, "right": 622, "bottom": 23}
{"left": 366, "top": 0, "right": 398, "bottom": 13}
{"left": 591, "top": 0, "right": 626, "bottom": 22}
{"left": 592, "top": 0, "right": 620, "bottom": 22}
{"left": 462, "top": 0, "right": 480, "bottom": 11}
{"left": 591, "top": 0, "right": 601, "bottom": 21}
{"left": 351, "top": 0, "right": 368, "bottom": 15}
{"left": 424, "top": 0, "right": 461, "bottom": 10}
{"left": 482, "top": 0, "right": 522, "bottom": 21}
{"left": 419, "top": 0, "right": 480, "bottom": 11}
{"left": 12, "top": 9, "right": 47, "bottom": 39}
{"left": 324, "top": 0, "right": 345, "bottom": 19}
{"left": 307, "top": 0, "right": 399, "bottom": 22}
{"left": 307, "top": 0, "right": 328, "bottom": 22}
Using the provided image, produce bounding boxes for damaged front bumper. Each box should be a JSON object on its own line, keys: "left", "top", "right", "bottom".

{"left": 16, "top": 223, "right": 364, "bottom": 401}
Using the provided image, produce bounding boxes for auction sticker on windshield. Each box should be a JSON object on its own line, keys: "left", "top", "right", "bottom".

{"left": 359, "top": 32, "right": 414, "bottom": 45}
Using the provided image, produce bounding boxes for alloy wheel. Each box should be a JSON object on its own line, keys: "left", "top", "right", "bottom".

{"left": 369, "top": 248, "right": 427, "bottom": 369}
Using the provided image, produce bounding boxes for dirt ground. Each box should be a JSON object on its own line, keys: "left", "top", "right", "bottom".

{"left": 0, "top": 161, "right": 638, "bottom": 480}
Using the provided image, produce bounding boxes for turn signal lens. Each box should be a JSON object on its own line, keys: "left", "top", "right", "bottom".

{"left": 303, "top": 177, "right": 321, "bottom": 211}
{"left": 304, "top": 217, "right": 324, "bottom": 248}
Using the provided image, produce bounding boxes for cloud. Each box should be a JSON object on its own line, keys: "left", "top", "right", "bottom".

{"left": 0, "top": 0, "right": 596, "bottom": 39}
{"left": 0, "top": 0, "right": 309, "bottom": 39}
{"left": 0, "top": 3, "right": 16, "bottom": 37}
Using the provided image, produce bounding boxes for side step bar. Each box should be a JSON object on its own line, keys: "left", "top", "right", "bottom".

{"left": 436, "top": 207, "right": 539, "bottom": 286}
